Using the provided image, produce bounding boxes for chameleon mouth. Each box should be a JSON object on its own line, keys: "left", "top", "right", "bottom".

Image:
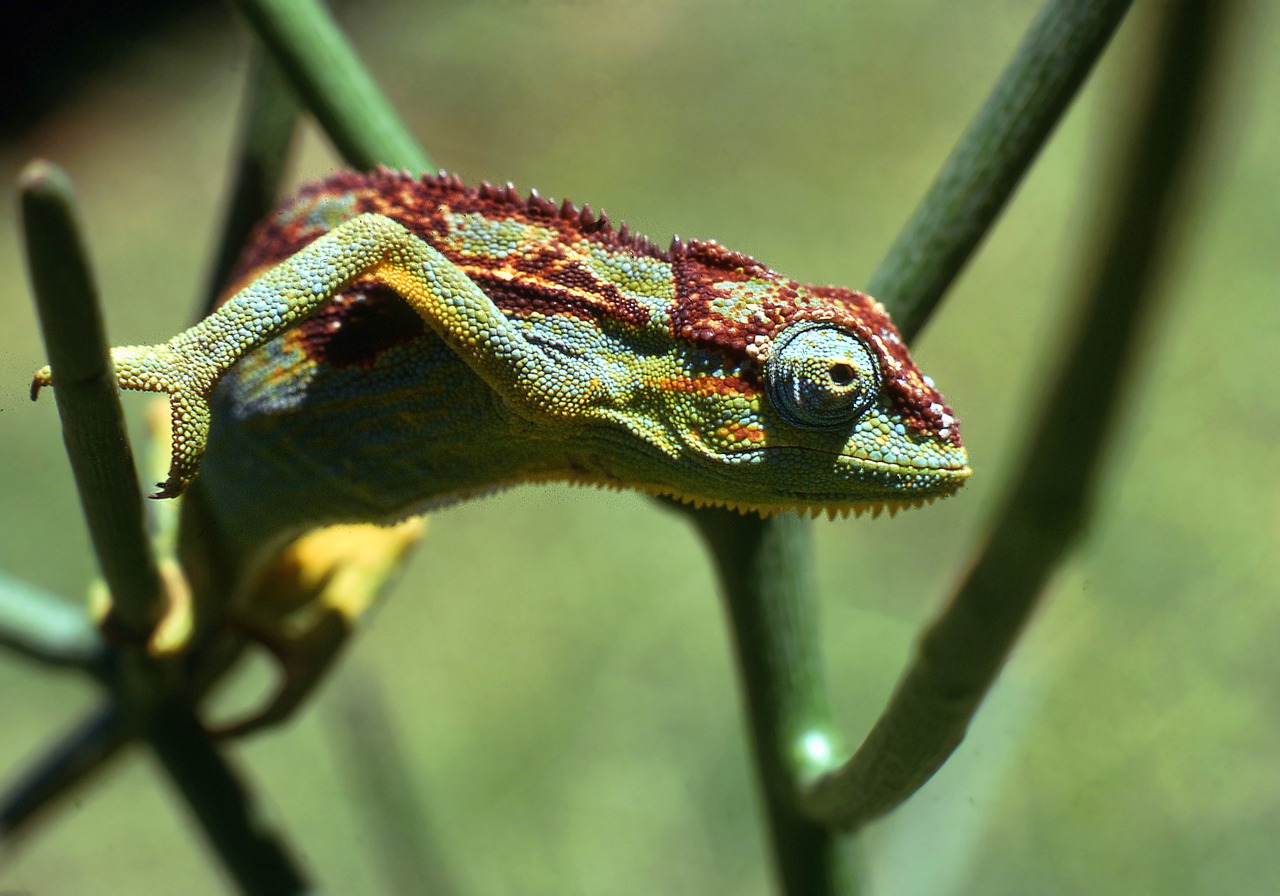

{"left": 688, "top": 440, "right": 971, "bottom": 480}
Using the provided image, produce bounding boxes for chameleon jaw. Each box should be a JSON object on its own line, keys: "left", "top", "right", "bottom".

{"left": 511, "top": 466, "right": 971, "bottom": 521}
{"left": 374, "top": 462, "right": 969, "bottom": 524}
{"left": 646, "top": 477, "right": 970, "bottom": 520}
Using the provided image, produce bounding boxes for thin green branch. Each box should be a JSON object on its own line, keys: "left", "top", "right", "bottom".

{"left": 0, "top": 572, "right": 105, "bottom": 678}
{"left": 224, "top": 0, "right": 433, "bottom": 173}
{"left": 695, "top": 510, "right": 856, "bottom": 895}
{"left": 4, "top": 3, "right": 431, "bottom": 859}
{"left": 143, "top": 703, "right": 309, "bottom": 895}
{"left": 0, "top": 705, "right": 129, "bottom": 839}
{"left": 21, "top": 161, "right": 166, "bottom": 643}
{"left": 870, "top": 0, "right": 1133, "bottom": 340}
{"left": 202, "top": 51, "right": 299, "bottom": 315}
{"left": 806, "top": 0, "right": 1238, "bottom": 831}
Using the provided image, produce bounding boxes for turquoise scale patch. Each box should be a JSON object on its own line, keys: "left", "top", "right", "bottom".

{"left": 442, "top": 211, "right": 555, "bottom": 259}
{"left": 583, "top": 244, "right": 674, "bottom": 322}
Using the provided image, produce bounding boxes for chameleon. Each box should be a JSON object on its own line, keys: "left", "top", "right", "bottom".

{"left": 33, "top": 167, "right": 969, "bottom": 732}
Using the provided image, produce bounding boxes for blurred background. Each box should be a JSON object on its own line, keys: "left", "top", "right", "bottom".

{"left": 0, "top": 1, "right": 1276, "bottom": 893}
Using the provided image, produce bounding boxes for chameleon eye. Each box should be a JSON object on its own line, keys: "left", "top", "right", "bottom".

{"left": 764, "top": 322, "right": 880, "bottom": 428}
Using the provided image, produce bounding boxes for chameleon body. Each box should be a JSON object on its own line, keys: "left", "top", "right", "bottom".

{"left": 34, "top": 168, "right": 968, "bottom": 730}
{"left": 91, "top": 169, "right": 967, "bottom": 543}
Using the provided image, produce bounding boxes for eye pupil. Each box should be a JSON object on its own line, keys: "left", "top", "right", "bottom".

{"left": 829, "top": 363, "right": 856, "bottom": 386}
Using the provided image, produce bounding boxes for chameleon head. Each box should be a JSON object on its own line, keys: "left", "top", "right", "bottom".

{"left": 593, "top": 239, "right": 970, "bottom": 516}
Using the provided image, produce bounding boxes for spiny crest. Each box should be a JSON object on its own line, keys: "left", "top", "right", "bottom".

{"left": 258, "top": 167, "right": 815, "bottom": 282}
{"left": 662, "top": 485, "right": 939, "bottom": 519}
{"left": 370, "top": 167, "right": 671, "bottom": 258}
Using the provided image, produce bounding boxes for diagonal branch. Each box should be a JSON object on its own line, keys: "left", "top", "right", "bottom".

{"left": 871, "top": 0, "right": 1135, "bottom": 340}
{"left": 225, "top": 0, "right": 433, "bottom": 173}
{"left": 0, "top": 705, "right": 129, "bottom": 838}
{"left": 0, "top": 572, "right": 105, "bottom": 679}
{"left": 201, "top": 50, "right": 300, "bottom": 316}
{"left": 144, "top": 703, "right": 309, "bottom": 895}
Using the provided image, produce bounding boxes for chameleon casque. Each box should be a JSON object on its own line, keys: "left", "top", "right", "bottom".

{"left": 34, "top": 167, "right": 969, "bottom": 731}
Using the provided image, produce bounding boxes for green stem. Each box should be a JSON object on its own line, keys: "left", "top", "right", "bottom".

{"left": 202, "top": 50, "right": 299, "bottom": 316}
{"left": 6, "top": 1, "right": 432, "bottom": 862}
{"left": 694, "top": 510, "right": 855, "bottom": 895}
{"left": 0, "top": 705, "right": 129, "bottom": 838}
{"left": 143, "top": 703, "right": 309, "bottom": 895}
{"left": 869, "top": 0, "right": 1134, "bottom": 339}
{"left": 224, "top": 0, "right": 433, "bottom": 173}
{"left": 806, "top": 0, "right": 1237, "bottom": 831}
{"left": 21, "top": 161, "right": 166, "bottom": 644}
{"left": 15, "top": 161, "right": 312, "bottom": 892}
{"left": 0, "top": 572, "right": 105, "bottom": 678}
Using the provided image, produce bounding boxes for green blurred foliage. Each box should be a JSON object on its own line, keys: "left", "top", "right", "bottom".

{"left": 0, "top": 1, "right": 1276, "bottom": 893}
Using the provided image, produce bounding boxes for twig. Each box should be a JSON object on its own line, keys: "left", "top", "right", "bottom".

{"left": 694, "top": 510, "right": 857, "bottom": 895}
{"left": 15, "top": 160, "right": 311, "bottom": 892}
{"left": 0, "top": 705, "right": 129, "bottom": 838}
{"left": 144, "top": 703, "right": 309, "bottom": 895}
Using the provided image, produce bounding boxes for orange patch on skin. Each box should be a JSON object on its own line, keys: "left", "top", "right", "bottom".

{"left": 656, "top": 374, "right": 757, "bottom": 398}
{"left": 724, "top": 424, "right": 765, "bottom": 444}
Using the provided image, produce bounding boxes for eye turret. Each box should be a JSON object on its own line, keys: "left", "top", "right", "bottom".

{"left": 764, "top": 322, "right": 881, "bottom": 428}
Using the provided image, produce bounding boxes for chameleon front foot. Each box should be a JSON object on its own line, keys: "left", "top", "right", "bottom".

{"left": 33, "top": 342, "right": 215, "bottom": 498}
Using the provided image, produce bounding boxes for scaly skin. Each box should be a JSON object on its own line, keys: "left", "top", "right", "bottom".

{"left": 32, "top": 168, "right": 969, "bottom": 731}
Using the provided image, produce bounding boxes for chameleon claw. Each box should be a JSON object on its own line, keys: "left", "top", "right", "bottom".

{"left": 148, "top": 388, "right": 212, "bottom": 498}
{"left": 151, "top": 481, "right": 184, "bottom": 500}
{"left": 207, "top": 519, "right": 426, "bottom": 739}
{"left": 148, "top": 394, "right": 211, "bottom": 498}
